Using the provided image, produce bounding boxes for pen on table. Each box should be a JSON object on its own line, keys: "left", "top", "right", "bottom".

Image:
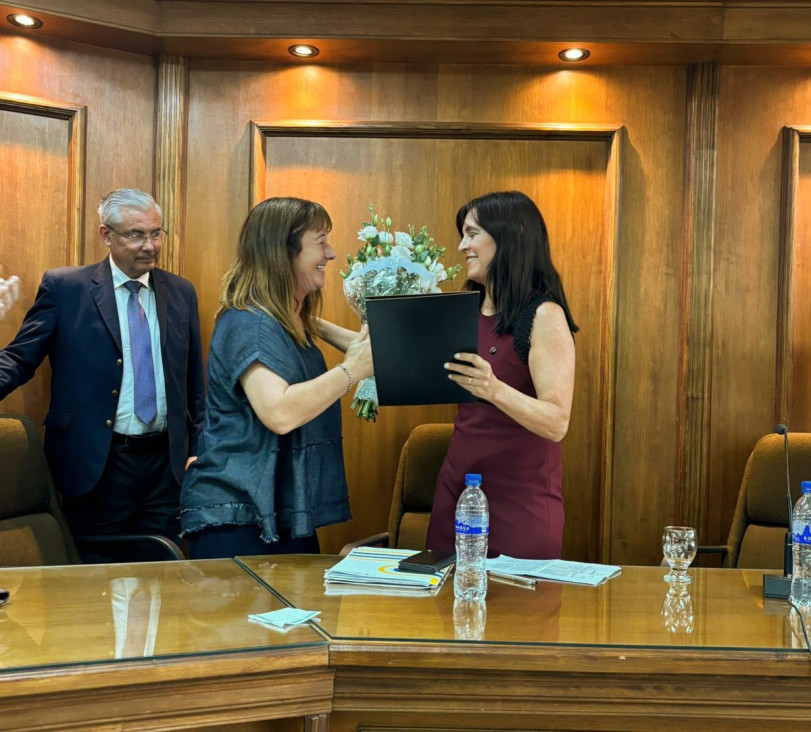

{"left": 488, "top": 571, "right": 536, "bottom": 589}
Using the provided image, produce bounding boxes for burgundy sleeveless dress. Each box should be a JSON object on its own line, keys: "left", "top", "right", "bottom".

{"left": 425, "top": 310, "right": 565, "bottom": 560}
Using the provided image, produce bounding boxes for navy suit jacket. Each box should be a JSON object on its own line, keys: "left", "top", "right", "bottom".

{"left": 0, "top": 259, "right": 206, "bottom": 497}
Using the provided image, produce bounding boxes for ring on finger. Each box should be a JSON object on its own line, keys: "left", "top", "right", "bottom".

{"left": 468, "top": 377, "right": 473, "bottom": 385}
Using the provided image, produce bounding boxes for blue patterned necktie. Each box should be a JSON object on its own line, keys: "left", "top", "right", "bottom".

{"left": 124, "top": 280, "right": 157, "bottom": 425}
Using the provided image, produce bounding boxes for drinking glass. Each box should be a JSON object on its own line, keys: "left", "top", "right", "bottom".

{"left": 662, "top": 525, "right": 697, "bottom": 583}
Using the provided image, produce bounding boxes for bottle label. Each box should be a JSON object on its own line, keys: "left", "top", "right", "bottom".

{"left": 793, "top": 522, "right": 811, "bottom": 545}
{"left": 455, "top": 519, "right": 489, "bottom": 535}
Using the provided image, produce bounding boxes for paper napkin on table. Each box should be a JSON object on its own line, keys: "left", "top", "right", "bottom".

{"left": 249, "top": 608, "right": 320, "bottom": 633}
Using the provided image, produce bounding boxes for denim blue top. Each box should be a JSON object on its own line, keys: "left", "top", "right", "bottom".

{"left": 180, "top": 308, "right": 350, "bottom": 542}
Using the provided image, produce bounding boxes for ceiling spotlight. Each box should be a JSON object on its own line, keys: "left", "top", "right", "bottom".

{"left": 7, "top": 13, "right": 43, "bottom": 29}
{"left": 558, "top": 48, "right": 590, "bottom": 62}
{"left": 288, "top": 44, "right": 320, "bottom": 58}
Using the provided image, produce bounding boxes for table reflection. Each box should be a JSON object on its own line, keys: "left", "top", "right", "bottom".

{"left": 453, "top": 599, "right": 487, "bottom": 640}
{"left": 0, "top": 560, "right": 324, "bottom": 672}
{"left": 788, "top": 606, "right": 811, "bottom": 651}
{"left": 661, "top": 577, "right": 695, "bottom": 634}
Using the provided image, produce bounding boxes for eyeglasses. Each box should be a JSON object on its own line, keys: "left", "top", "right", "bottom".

{"left": 105, "top": 225, "right": 167, "bottom": 247}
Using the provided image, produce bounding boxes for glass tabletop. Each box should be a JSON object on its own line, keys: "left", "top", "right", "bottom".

{"left": 0, "top": 558, "right": 326, "bottom": 673}
{"left": 237, "top": 554, "right": 809, "bottom": 653}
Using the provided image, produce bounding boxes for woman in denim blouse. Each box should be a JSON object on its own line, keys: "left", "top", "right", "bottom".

{"left": 180, "top": 197, "right": 373, "bottom": 558}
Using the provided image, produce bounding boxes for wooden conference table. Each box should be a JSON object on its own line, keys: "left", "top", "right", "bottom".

{"left": 1, "top": 556, "right": 809, "bottom": 731}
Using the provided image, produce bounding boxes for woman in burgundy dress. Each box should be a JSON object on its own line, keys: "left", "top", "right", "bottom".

{"left": 425, "top": 191, "right": 577, "bottom": 560}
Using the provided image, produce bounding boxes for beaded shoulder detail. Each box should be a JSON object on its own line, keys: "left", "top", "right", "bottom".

{"left": 513, "top": 294, "right": 559, "bottom": 364}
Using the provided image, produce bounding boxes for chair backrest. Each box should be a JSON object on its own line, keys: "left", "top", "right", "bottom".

{"left": 725, "top": 432, "right": 811, "bottom": 569}
{"left": 0, "top": 414, "right": 81, "bottom": 566}
{"left": 387, "top": 423, "right": 453, "bottom": 550}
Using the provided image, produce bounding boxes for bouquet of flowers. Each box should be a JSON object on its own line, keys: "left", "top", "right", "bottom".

{"left": 0, "top": 270, "right": 21, "bottom": 322}
{"left": 341, "top": 205, "right": 462, "bottom": 421}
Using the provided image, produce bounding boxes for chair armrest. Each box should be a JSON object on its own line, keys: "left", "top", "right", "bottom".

{"left": 339, "top": 532, "right": 389, "bottom": 557}
{"left": 74, "top": 534, "right": 186, "bottom": 561}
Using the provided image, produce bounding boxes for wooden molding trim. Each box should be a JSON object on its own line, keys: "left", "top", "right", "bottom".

{"left": 599, "top": 127, "right": 622, "bottom": 563}
{"left": 0, "top": 91, "right": 85, "bottom": 267}
{"left": 155, "top": 55, "right": 188, "bottom": 276}
{"left": 250, "top": 121, "right": 267, "bottom": 210}
{"left": 678, "top": 62, "right": 719, "bottom": 533}
{"left": 250, "top": 119, "right": 623, "bottom": 560}
{"left": 777, "top": 126, "right": 805, "bottom": 426}
{"left": 16, "top": 2, "right": 811, "bottom": 65}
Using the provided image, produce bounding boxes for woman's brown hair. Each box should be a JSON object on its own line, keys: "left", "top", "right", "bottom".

{"left": 217, "top": 197, "right": 332, "bottom": 346}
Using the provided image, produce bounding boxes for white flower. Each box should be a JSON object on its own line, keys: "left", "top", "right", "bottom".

{"left": 394, "top": 231, "right": 413, "bottom": 249}
{"left": 378, "top": 231, "right": 394, "bottom": 244}
{"left": 424, "top": 256, "right": 432, "bottom": 267}
{"left": 390, "top": 245, "right": 412, "bottom": 260}
{"left": 358, "top": 226, "right": 378, "bottom": 242}
{"left": 436, "top": 269, "right": 448, "bottom": 283}
{"left": 352, "top": 261, "right": 363, "bottom": 271}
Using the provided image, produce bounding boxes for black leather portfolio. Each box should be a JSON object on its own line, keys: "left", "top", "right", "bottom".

{"left": 365, "top": 291, "right": 479, "bottom": 406}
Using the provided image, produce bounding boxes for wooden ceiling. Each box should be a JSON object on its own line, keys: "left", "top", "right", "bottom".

{"left": 3, "top": 1, "right": 811, "bottom": 65}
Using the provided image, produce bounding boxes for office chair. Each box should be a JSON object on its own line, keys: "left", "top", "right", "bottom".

{"left": 340, "top": 422, "right": 453, "bottom": 555}
{"left": 701, "top": 432, "right": 811, "bottom": 569}
{"left": 0, "top": 413, "right": 184, "bottom": 566}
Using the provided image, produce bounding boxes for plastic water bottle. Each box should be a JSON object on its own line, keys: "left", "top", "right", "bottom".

{"left": 454, "top": 473, "right": 489, "bottom": 601}
{"left": 790, "top": 480, "right": 811, "bottom": 609}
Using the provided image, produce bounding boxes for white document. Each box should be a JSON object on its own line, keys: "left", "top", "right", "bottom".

{"left": 485, "top": 556, "right": 621, "bottom": 586}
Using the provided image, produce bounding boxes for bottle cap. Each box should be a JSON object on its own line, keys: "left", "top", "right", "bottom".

{"left": 465, "top": 473, "right": 482, "bottom": 485}
{"left": 802, "top": 480, "right": 811, "bottom": 493}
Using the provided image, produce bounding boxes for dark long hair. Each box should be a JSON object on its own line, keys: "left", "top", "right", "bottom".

{"left": 456, "top": 191, "right": 578, "bottom": 335}
{"left": 217, "top": 197, "right": 332, "bottom": 346}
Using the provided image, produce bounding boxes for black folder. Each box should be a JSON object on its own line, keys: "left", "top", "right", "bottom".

{"left": 365, "top": 291, "right": 479, "bottom": 406}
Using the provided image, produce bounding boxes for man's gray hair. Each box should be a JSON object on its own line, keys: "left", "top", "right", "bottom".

{"left": 98, "top": 188, "right": 163, "bottom": 228}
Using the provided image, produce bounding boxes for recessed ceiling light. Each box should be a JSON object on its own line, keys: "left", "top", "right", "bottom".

{"left": 7, "top": 13, "right": 43, "bottom": 29}
{"left": 558, "top": 48, "right": 590, "bottom": 62}
{"left": 288, "top": 44, "right": 320, "bottom": 58}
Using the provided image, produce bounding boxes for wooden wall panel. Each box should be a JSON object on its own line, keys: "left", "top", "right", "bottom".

{"left": 711, "top": 68, "right": 811, "bottom": 552}
{"left": 597, "top": 69, "right": 687, "bottom": 565}
{"left": 778, "top": 130, "right": 811, "bottom": 433}
{"left": 0, "top": 105, "right": 68, "bottom": 421}
{"left": 0, "top": 36, "right": 156, "bottom": 423}
{"left": 791, "top": 136, "right": 811, "bottom": 430}
{"left": 0, "top": 36, "right": 155, "bottom": 260}
{"left": 185, "top": 63, "right": 684, "bottom": 562}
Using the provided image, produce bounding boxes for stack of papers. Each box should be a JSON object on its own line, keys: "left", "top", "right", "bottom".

{"left": 249, "top": 608, "right": 321, "bottom": 632}
{"left": 324, "top": 547, "right": 452, "bottom": 596}
{"left": 486, "top": 556, "right": 621, "bottom": 586}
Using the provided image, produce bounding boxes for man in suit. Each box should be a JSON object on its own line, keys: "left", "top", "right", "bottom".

{"left": 0, "top": 188, "right": 205, "bottom": 562}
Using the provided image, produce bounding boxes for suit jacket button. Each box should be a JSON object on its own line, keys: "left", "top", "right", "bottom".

{"left": 105, "top": 420, "right": 113, "bottom": 427}
{"left": 111, "top": 389, "right": 119, "bottom": 397}
{"left": 116, "top": 358, "right": 123, "bottom": 366}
